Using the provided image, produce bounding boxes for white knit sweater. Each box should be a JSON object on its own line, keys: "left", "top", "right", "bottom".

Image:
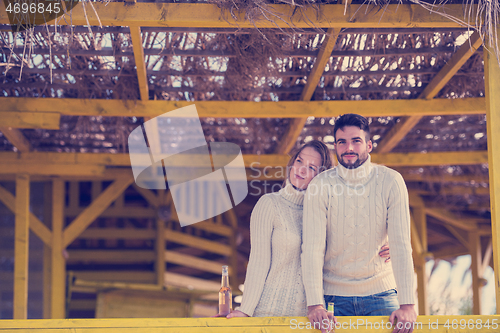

{"left": 302, "top": 155, "right": 415, "bottom": 307}
{"left": 237, "top": 181, "right": 308, "bottom": 317}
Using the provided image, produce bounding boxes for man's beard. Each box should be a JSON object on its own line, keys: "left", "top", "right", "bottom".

{"left": 336, "top": 151, "right": 368, "bottom": 169}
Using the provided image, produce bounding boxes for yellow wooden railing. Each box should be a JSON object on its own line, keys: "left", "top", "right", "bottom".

{"left": 1, "top": 316, "right": 500, "bottom": 332}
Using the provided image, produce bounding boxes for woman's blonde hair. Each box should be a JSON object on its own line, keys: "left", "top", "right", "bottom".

{"left": 283, "top": 140, "right": 333, "bottom": 187}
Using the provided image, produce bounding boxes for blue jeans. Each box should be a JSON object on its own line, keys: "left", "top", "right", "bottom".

{"left": 324, "top": 289, "right": 399, "bottom": 316}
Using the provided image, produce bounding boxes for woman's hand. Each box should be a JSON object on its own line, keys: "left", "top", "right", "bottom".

{"left": 227, "top": 310, "right": 249, "bottom": 318}
{"left": 379, "top": 243, "right": 391, "bottom": 263}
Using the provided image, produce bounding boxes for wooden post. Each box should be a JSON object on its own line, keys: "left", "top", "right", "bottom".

{"left": 42, "top": 182, "right": 52, "bottom": 319}
{"left": 51, "top": 179, "right": 66, "bottom": 319}
{"left": 469, "top": 230, "right": 482, "bottom": 315}
{"left": 409, "top": 194, "right": 429, "bottom": 315}
{"left": 484, "top": 41, "right": 500, "bottom": 314}
{"left": 13, "top": 174, "right": 30, "bottom": 319}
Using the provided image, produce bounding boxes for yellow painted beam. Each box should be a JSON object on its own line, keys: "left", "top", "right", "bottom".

{"left": 165, "top": 250, "right": 223, "bottom": 275}
{"left": 0, "top": 128, "right": 31, "bottom": 152}
{"left": 0, "top": 162, "right": 105, "bottom": 176}
{"left": 425, "top": 208, "right": 477, "bottom": 231}
{"left": 0, "top": 151, "right": 490, "bottom": 170}
{"left": 0, "top": 3, "right": 472, "bottom": 27}
{"left": 485, "top": 35, "right": 500, "bottom": 315}
{"left": 0, "top": 184, "right": 53, "bottom": 247}
{"left": 402, "top": 172, "right": 489, "bottom": 183}
{"left": 67, "top": 250, "right": 155, "bottom": 263}
{"left": 0, "top": 97, "right": 486, "bottom": 118}
{"left": 63, "top": 178, "right": 134, "bottom": 247}
{"left": 13, "top": 174, "right": 30, "bottom": 319}
{"left": 51, "top": 179, "right": 65, "bottom": 319}
{"left": 276, "top": 29, "right": 341, "bottom": 154}
{"left": 164, "top": 229, "right": 232, "bottom": 256}
{"left": 42, "top": 182, "right": 52, "bottom": 319}
{"left": 130, "top": 26, "right": 149, "bottom": 101}
{"left": 1, "top": 315, "right": 500, "bottom": 332}
{"left": 0, "top": 111, "right": 60, "bottom": 129}
{"left": 376, "top": 32, "right": 484, "bottom": 154}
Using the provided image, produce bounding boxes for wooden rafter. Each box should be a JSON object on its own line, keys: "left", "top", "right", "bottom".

{"left": 276, "top": 29, "right": 340, "bottom": 154}
{"left": 0, "top": 3, "right": 472, "bottom": 28}
{"left": 0, "top": 97, "right": 485, "bottom": 118}
{"left": 0, "top": 112, "right": 60, "bottom": 130}
{"left": 0, "top": 128, "right": 31, "bottom": 152}
{"left": 130, "top": 26, "right": 149, "bottom": 101}
{"left": 376, "top": 32, "right": 483, "bottom": 153}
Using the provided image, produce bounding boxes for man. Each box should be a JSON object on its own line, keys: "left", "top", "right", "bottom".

{"left": 301, "top": 114, "right": 417, "bottom": 333}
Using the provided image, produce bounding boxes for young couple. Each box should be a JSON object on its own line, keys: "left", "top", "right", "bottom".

{"left": 226, "top": 114, "right": 416, "bottom": 333}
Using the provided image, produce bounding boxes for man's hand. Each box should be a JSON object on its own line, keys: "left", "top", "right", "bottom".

{"left": 379, "top": 243, "right": 391, "bottom": 263}
{"left": 389, "top": 304, "right": 417, "bottom": 333}
{"left": 307, "top": 304, "right": 336, "bottom": 333}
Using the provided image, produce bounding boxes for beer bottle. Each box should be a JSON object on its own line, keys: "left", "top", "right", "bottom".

{"left": 218, "top": 265, "right": 232, "bottom": 316}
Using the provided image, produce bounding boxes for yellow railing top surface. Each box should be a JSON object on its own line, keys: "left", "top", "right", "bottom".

{"left": 1, "top": 315, "right": 500, "bottom": 332}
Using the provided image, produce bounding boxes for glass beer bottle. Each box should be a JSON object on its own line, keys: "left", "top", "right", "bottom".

{"left": 218, "top": 265, "right": 232, "bottom": 316}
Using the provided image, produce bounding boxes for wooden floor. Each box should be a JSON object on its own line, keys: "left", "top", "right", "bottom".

{"left": 1, "top": 316, "right": 500, "bottom": 332}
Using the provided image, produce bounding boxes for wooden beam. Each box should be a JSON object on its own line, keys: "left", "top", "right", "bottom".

{"left": 130, "top": 26, "right": 149, "bottom": 101}
{"left": 0, "top": 162, "right": 105, "bottom": 176}
{"left": 444, "top": 224, "right": 470, "bottom": 249}
{"left": 0, "top": 151, "right": 490, "bottom": 171}
{"left": 0, "top": 3, "right": 472, "bottom": 27}
{"left": 0, "top": 184, "right": 52, "bottom": 247}
{"left": 165, "top": 250, "right": 224, "bottom": 275}
{"left": 276, "top": 29, "right": 340, "bottom": 154}
{"left": 0, "top": 128, "right": 31, "bottom": 152}
{"left": 402, "top": 173, "right": 489, "bottom": 184}
{"left": 42, "top": 182, "right": 52, "bottom": 319}
{"left": 0, "top": 97, "right": 485, "bottom": 118}
{"left": 65, "top": 207, "right": 157, "bottom": 219}
{"left": 67, "top": 250, "right": 155, "bottom": 263}
{"left": 79, "top": 228, "right": 156, "bottom": 240}
{"left": 485, "top": 35, "right": 500, "bottom": 315}
{"left": 165, "top": 230, "right": 232, "bottom": 256}
{"left": 0, "top": 111, "right": 60, "bottom": 130}
{"left": 13, "top": 174, "right": 30, "bottom": 319}
{"left": 4, "top": 315, "right": 500, "bottom": 332}
{"left": 376, "top": 32, "right": 484, "bottom": 153}
{"left": 50, "top": 179, "right": 65, "bottom": 319}
{"left": 425, "top": 208, "right": 476, "bottom": 231}
{"left": 63, "top": 178, "right": 134, "bottom": 247}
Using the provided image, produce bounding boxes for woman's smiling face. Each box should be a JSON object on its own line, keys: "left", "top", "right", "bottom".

{"left": 289, "top": 147, "right": 322, "bottom": 190}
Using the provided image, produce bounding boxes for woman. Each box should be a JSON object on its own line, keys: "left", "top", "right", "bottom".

{"left": 227, "top": 140, "right": 389, "bottom": 318}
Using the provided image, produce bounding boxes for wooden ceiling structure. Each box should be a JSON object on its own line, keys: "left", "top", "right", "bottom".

{"left": 0, "top": 0, "right": 499, "bottom": 323}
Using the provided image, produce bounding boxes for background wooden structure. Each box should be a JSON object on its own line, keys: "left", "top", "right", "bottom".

{"left": 0, "top": 0, "right": 499, "bottom": 324}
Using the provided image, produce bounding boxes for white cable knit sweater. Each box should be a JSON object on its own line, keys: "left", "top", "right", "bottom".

{"left": 302, "top": 155, "right": 415, "bottom": 307}
{"left": 237, "top": 181, "right": 308, "bottom": 317}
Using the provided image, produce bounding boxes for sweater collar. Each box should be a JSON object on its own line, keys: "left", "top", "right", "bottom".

{"left": 279, "top": 179, "right": 305, "bottom": 206}
{"left": 336, "top": 154, "right": 374, "bottom": 185}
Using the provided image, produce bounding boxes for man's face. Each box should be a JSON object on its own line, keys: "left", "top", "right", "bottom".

{"left": 334, "top": 126, "right": 373, "bottom": 169}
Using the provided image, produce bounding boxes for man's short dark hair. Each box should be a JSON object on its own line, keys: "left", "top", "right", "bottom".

{"left": 333, "top": 114, "right": 370, "bottom": 142}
